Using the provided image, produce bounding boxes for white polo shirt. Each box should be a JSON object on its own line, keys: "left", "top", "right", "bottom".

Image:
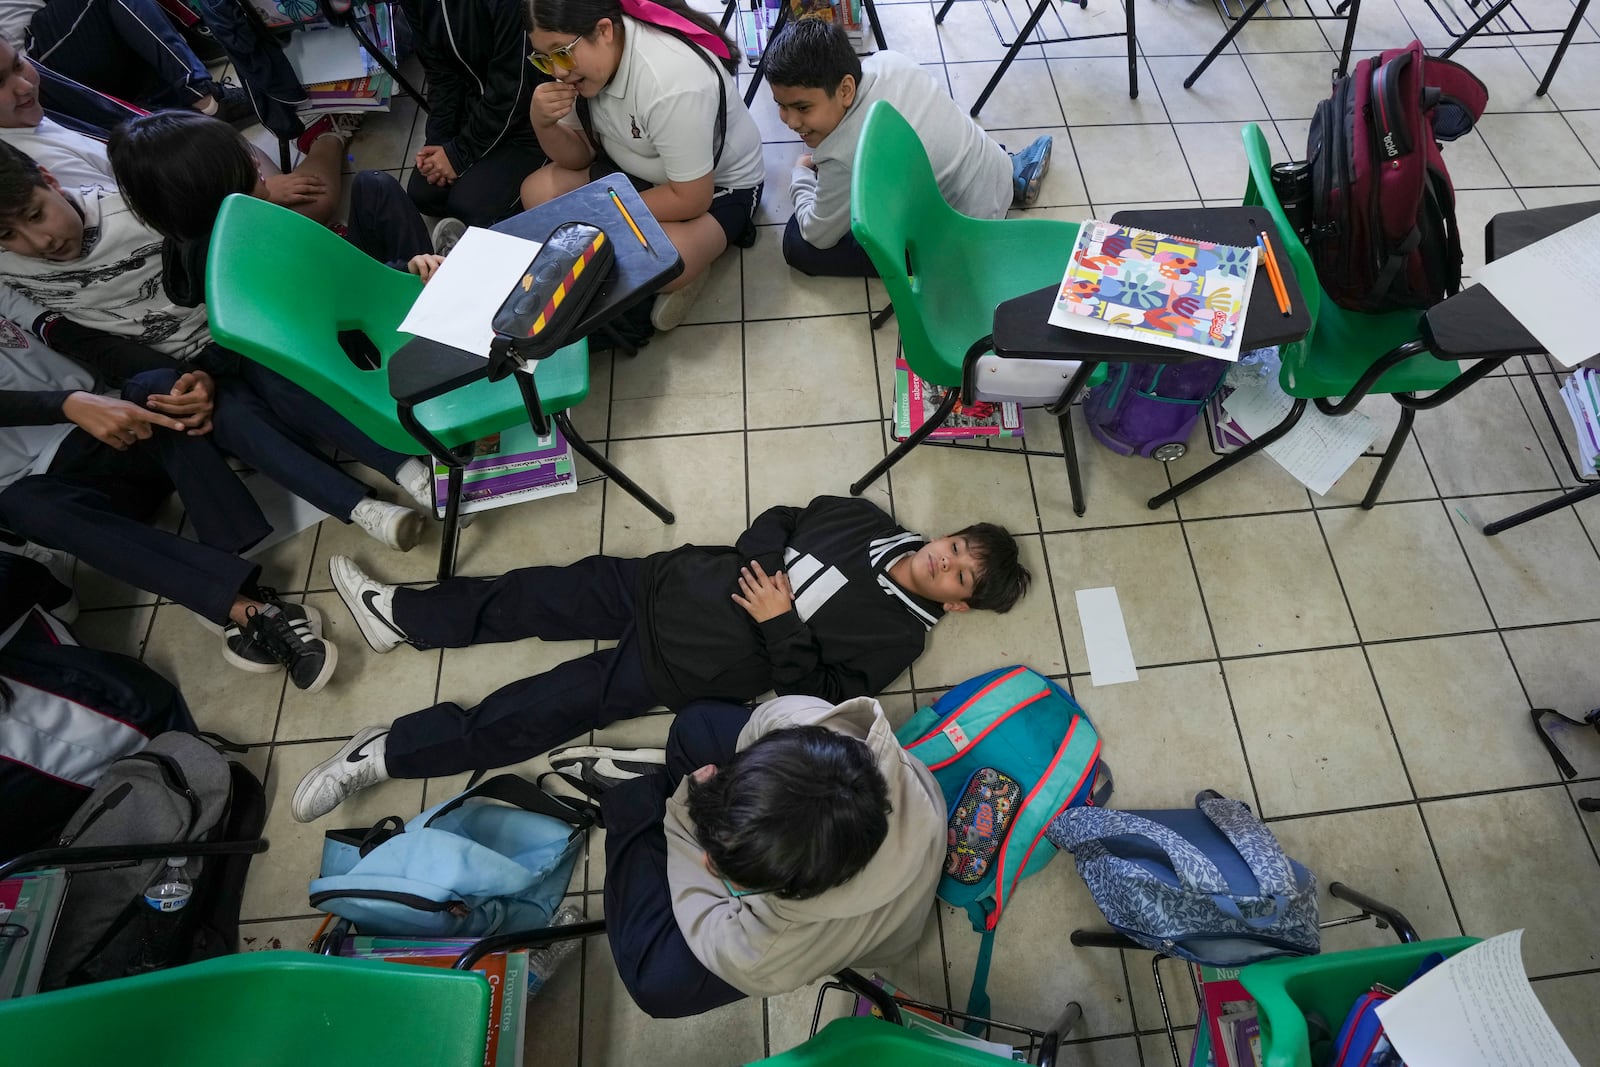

{"left": 0, "top": 117, "right": 114, "bottom": 192}
{"left": 561, "top": 15, "right": 764, "bottom": 192}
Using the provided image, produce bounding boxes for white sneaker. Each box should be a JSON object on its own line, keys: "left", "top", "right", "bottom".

{"left": 329, "top": 554, "right": 408, "bottom": 653}
{"left": 649, "top": 269, "right": 710, "bottom": 332}
{"left": 547, "top": 746, "right": 667, "bottom": 800}
{"left": 394, "top": 457, "right": 435, "bottom": 512}
{"left": 431, "top": 216, "right": 466, "bottom": 256}
{"left": 292, "top": 725, "right": 390, "bottom": 822}
{"left": 349, "top": 497, "right": 423, "bottom": 552}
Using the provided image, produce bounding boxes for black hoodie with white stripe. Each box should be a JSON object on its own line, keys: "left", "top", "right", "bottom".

{"left": 635, "top": 496, "right": 942, "bottom": 708}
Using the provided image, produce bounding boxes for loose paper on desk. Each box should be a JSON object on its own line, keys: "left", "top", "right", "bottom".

{"left": 1222, "top": 370, "right": 1379, "bottom": 496}
{"left": 398, "top": 227, "right": 543, "bottom": 359}
{"left": 1375, "top": 930, "right": 1578, "bottom": 1067}
{"left": 1478, "top": 213, "right": 1600, "bottom": 368}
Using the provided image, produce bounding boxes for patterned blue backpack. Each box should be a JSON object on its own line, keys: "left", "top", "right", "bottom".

{"left": 897, "top": 665, "right": 1110, "bottom": 1021}
{"left": 1046, "top": 791, "right": 1320, "bottom": 967}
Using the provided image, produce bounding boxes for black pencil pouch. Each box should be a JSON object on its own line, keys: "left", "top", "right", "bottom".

{"left": 486, "top": 221, "right": 614, "bottom": 381}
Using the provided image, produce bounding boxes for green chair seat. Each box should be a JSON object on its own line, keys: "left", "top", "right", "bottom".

{"left": 747, "top": 1016, "right": 1022, "bottom": 1066}
{"left": 0, "top": 951, "right": 491, "bottom": 1067}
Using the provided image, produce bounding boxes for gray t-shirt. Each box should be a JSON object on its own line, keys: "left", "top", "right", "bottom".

{"left": 0, "top": 0, "right": 43, "bottom": 47}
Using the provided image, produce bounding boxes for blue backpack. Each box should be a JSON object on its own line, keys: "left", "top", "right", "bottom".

{"left": 896, "top": 665, "right": 1109, "bottom": 1021}
{"left": 1046, "top": 792, "right": 1320, "bottom": 967}
{"left": 309, "top": 775, "right": 596, "bottom": 937}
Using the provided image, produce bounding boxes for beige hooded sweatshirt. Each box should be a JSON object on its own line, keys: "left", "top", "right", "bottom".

{"left": 663, "top": 694, "right": 947, "bottom": 998}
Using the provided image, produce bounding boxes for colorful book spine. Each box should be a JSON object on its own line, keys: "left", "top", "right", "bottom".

{"left": 892, "top": 356, "right": 1024, "bottom": 441}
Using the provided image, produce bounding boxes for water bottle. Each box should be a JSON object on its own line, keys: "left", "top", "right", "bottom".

{"left": 143, "top": 857, "right": 194, "bottom": 913}
{"left": 526, "top": 904, "right": 584, "bottom": 998}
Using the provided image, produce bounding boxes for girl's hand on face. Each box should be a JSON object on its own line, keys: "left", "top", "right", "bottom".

{"left": 530, "top": 81, "right": 578, "bottom": 129}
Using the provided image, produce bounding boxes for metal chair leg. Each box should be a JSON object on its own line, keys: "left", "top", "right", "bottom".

{"left": 1186, "top": 0, "right": 1269, "bottom": 87}
{"left": 1148, "top": 397, "right": 1308, "bottom": 509}
{"left": 1361, "top": 403, "right": 1413, "bottom": 509}
{"left": 437, "top": 457, "right": 466, "bottom": 581}
{"left": 555, "top": 412, "right": 675, "bottom": 524}
{"left": 1483, "top": 480, "right": 1600, "bottom": 536}
{"left": 870, "top": 304, "right": 895, "bottom": 331}
{"left": 1125, "top": 0, "right": 1138, "bottom": 99}
{"left": 851, "top": 388, "right": 960, "bottom": 495}
{"left": 967, "top": 0, "right": 1053, "bottom": 117}
{"left": 1535, "top": 0, "right": 1587, "bottom": 95}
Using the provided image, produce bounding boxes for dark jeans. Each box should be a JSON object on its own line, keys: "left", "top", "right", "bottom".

{"left": 782, "top": 216, "right": 879, "bottom": 278}
{"left": 407, "top": 135, "right": 547, "bottom": 228}
{"left": 383, "top": 555, "right": 662, "bottom": 778}
{"left": 28, "top": 0, "right": 214, "bottom": 110}
{"left": 0, "top": 369, "right": 263, "bottom": 623}
{"left": 346, "top": 170, "right": 434, "bottom": 270}
{"left": 602, "top": 700, "right": 750, "bottom": 1019}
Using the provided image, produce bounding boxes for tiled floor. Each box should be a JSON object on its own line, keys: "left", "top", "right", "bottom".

{"left": 105, "top": 3, "right": 1600, "bottom": 1063}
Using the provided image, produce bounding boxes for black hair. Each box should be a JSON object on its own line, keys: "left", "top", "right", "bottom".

{"left": 526, "top": 0, "right": 738, "bottom": 74}
{"left": 953, "top": 522, "right": 1030, "bottom": 613}
{"left": 0, "top": 139, "right": 47, "bottom": 222}
{"left": 105, "top": 111, "right": 258, "bottom": 244}
{"left": 687, "top": 725, "right": 891, "bottom": 901}
{"left": 762, "top": 16, "right": 862, "bottom": 94}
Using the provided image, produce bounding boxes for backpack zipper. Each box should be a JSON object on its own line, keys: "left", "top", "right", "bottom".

{"left": 58, "top": 782, "right": 132, "bottom": 846}
{"left": 309, "top": 889, "right": 472, "bottom": 918}
{"left": 125, "top": 751, "right": 202, "bottom": 836}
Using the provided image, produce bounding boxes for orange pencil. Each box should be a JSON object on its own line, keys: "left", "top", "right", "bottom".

{"left": 1258, "top": 230, "right": 1291, "bottom": 317}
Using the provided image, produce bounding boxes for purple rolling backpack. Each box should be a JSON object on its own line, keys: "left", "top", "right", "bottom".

{"left": 1082, "top": 359, "right": 1228, "bottom": 461}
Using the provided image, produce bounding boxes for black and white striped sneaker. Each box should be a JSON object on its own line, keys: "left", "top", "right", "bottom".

{"left": 240, "top": 602, "right": 336, "bottom": 692}
{"left": 222, "top": 597, "right": 323, "bottom": 674}
{"left": 547, "top": 747, "right": 667, "bottom": 800}
{"left": 329, "top": 554, "right": 409, "bottom": 654}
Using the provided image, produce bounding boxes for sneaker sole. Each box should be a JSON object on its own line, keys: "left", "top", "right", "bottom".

{"left": 649, "top": 271, "right": 709, "bottom": 332}
{"left": 291, "top": 724, "right": 386, "bottom": 822}
{"left": 549, "top": 746, "right": 668, "bottom": 766}
{"left": 389, "top": 508, "right": 424, "bottom": 552}
{"left": 1019, "top": 141, "right": 1051, "bottom": 208}
{"left": 329, "top": 558, "right": 403, "bottom": 655}
{"left": 220, "top": 604, "right": 325, "bottom": 673}
{"left": 291, "top": 638, "right": 338, "bottom": 694}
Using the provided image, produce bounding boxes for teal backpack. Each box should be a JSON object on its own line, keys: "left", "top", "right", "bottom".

{"left": 896, "top": 665, "right": 1110, "bottom": 1024}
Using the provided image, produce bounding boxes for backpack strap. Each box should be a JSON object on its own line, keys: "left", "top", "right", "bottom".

{"left": 423, "top": 774, "right": 600, "bottom": 832}
{"left": 1048, "top": 808, "right": 1232, "bottom": 895}
{"left": 1196, "top": 796, "right": 1298, "bottom": 898}
{"left": 963, "top": 903, "right": 998, "bottom": 1037}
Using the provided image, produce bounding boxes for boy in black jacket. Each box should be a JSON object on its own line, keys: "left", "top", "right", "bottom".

{"left": 292, "top": 495, "right": 1030, "bottom": 822}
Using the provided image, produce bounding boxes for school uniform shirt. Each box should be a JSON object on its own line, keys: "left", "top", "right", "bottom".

{"left": 0, "top": 185, "right": 211, "bottom": 360}
{"left": 560, "top": 15, "right": 764, "bottom": 192}
{"left": 0, "top": 284, "right": 90, "bottom": 490}
{"left": 0, "top": 0, "right": 42, "bottom": 47}
{"left": 664, "top": 694, "right": 947, "bottom": 998}
{"left": 790, "top": 50, "right": 1012, "bottom": 250}
{"left": 0, "top": 117, "right": 114, "bottom": 192}
{"left": 635, "top": 495, "right": 941, "bottom": 708}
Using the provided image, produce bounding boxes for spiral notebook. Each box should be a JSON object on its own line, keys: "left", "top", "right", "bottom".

{"left": 1048, "top": 220, "right": 1257, "bottom": 361}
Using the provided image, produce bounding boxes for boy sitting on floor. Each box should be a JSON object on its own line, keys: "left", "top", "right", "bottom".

{"left": 764, "top": 18, "right": 1051, "bottom": 278}
{"left": 291, "top": 494, "right": 1030, "bottom": 821}
{"left": 544, "top": 694, "right": 945, "bottom": 1018}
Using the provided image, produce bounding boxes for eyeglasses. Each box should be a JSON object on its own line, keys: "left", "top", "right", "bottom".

{"left": 529, "top": 33, "right": 584, "bottom": 76}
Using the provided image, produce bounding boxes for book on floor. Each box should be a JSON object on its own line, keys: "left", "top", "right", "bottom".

{"left": 431, "top": 424, "right": 577, "bottom": 518}
{"left": 1558, "top": 367, "right": 1600, "bottom": 476}
{"left": 892, "top": 356, "right": 1024, "bottom": 442}
{"left": 0, "top": 868, "right": 68, "bottom": 1000}
{"left": 1048, "top": 220, "right": 1257, "bottom": 362}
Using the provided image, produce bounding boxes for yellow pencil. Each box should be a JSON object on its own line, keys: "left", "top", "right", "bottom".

{"left": 608, "top": 186, "right": 651, "bottom": 253}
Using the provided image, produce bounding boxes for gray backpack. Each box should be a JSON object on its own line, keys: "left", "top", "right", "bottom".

{"left": 42, "top": 732, "right": 256, "bottom": 988}
{"left": 1046, "top": 792, "right": 1320, "bottom": 967}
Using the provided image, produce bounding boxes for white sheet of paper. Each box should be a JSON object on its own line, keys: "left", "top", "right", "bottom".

{"left": 1074, "top": 587, "right": 1138, "bottom": 686}
{"left": 1223, "top": 374, "right": 1380, "bottom": 496}
{"left": 282, "top": 27, "right": 367, "bottom": 85}
{"left": 1376, "top": 930, "right": 1579, "bottom": 1067}
{"left": 398, "top": 227, "right": 543, "bottom": 358}
{"left": 1478, "top": 213, "right": 1600, "bottom": 368}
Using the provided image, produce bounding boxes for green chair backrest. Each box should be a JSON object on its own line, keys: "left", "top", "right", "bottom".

{"left": 1239, "top": 936, "right": 1479, "bottom": 1067}
{"left": 849, "top": 100, "right": 1085, "bottom": 390}
{"left": 747, "top": 1016, "right": 1022, "bottom": 1066}
{"left": 1240, "top": 125, "right": 1455, "bottom": 399}
{"left": 205, "top": 195, "right": 591, "bottom": 456}
{"left": 0, "top": 951, "right": 491, "bottom": 1067}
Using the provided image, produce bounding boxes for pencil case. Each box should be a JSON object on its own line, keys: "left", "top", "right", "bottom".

{"left": 486, "top": 221, "right": 614, "bottom": 381}
{"left": 944, "top": 767, "right": 1022, "bottom": 885}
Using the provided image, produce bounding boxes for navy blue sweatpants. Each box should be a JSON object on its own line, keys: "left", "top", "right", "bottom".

{"left": 601, "top": 700, "right": 750, "bottom": 1019}
{"left": 28, "top": 0, "right": 216, "bottom": 111}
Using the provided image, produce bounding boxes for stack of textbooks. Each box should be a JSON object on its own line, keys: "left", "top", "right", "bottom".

{"left": 337, "top": 936, "right": 529, "bottom": 1066}
{"left": 738, "top": 0, "right": 869, "bottom": 66}
{"left": 300, "top": 7, "right": 398, "bottom": 116}
{"left": 892, "top": 356, "right": 1024, "bottom": 442}
{"left": 0, "top": 869, "right": 67, "bottom": 1000}
{"left": 1190, "top": 963, "right": 1262, "bottom": 1067}
{"left": 432, "top": 425, "right": 578, "bottom": 518}
{"left": 851, "top": 973, "right": 1024, "bottom": 1061}
{"left": 1559, "top": 367, "right": 1600, "bottom": 476}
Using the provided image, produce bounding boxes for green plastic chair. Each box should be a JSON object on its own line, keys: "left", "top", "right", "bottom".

{"left": 205, "top": 194, "right": 670, "bottom": 580}
{"left": 1240, "top": 936, "right": 1479, "bottom": 1067}
{"left": 0, "top": 951, "right": 491, "bottom": 1066}
{"left": 1151, "top": 124, "right": 1468, "bottom": 511}
{"left": 845, "top": 100, "right": 1103, "bottom": 502}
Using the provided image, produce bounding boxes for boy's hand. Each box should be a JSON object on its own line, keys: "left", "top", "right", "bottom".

{"left": 263, "top": 172, "right": 329, "bottom": 207}
{"left": 145, "top": 369, "right": 215, "bottom": 435}
{"left": 796, "top": 154, "right": 815, "bottom": 171}
{"left": 63, "top": 392, "right": 187, "bottom": 450}
{"left": 408, "top": 253, "right": 446, "bottom": 283}
{"left": 530, "top": 82, "right": 578, "bottom": 129}
{"left": 415, "top": 145, "right": 458, "bottom": 186}
{"left": 732, "top": 561, "right": 793, "bottom": 623}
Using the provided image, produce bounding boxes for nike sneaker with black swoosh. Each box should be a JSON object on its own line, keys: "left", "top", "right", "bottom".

{"left": 292, "top": 725, "right": 390, "bottom": 822}
{"left": 547, "top": 746, "right": 667, "bottom": 800}
{"left": 328, "top": 554, "right": 409, "bottom": 653}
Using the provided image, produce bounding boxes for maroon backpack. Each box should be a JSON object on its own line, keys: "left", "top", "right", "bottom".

{"left": 1306, "top": 40, "right": 1488, "bottom": 313}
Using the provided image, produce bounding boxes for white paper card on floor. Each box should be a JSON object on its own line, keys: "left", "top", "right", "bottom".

{"left": 1074, "top": 586, "right": 1138, "bottom": 686}
{"left": 398, "top": 228, "right": 544, "bottom": 359}
{"left": 1376, "top": 930, "right": 1579, "bottom": 1067}
{"left": 1222, "top": 353, "right": 1380, "bottom": 496}
{"left": 1477, "top": 213, "right": 1600, "bottom": 369}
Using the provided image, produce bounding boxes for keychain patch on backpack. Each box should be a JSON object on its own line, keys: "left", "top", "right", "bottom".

{"left": 945, "top": 767, "right": 1021, "bottom": 885}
